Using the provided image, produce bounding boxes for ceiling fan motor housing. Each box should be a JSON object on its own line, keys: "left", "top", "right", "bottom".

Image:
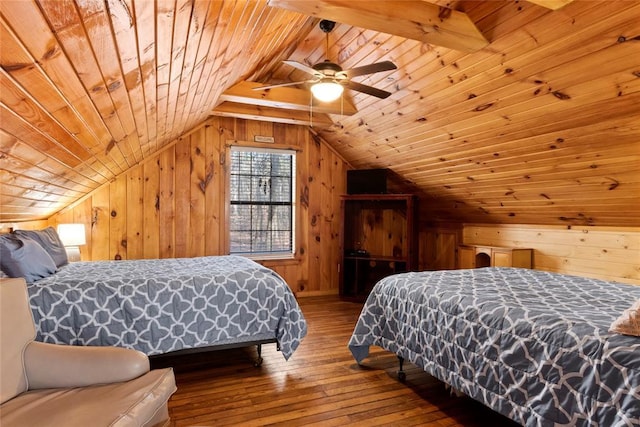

{"left": 319, "top": 20, "right": 335, "bottom": 33}
{"left": 313, "top": 60, "right": 344, "bottom": 79}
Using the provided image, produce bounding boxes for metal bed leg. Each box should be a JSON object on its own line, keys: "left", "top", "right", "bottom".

{"left": 254, "top": 343, "right": 264, "bottom": 367}
{"left": 397, "top": 356, "right": 406, "bottom": 381}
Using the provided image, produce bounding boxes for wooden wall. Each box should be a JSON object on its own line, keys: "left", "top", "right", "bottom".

{"left": 5, "top": 117, "right": 639, "bottom": 290}
{"left": 43, "top": 117, "right": 348, "bottom": 296}
{"left": 461, "top": 223, "right": 640, "bottom": 285}
{"left": 0, "top": 220, "right": 49, "bottom": 234}
{"left": 5, "top": 213, "right": 639, "bottom": 288}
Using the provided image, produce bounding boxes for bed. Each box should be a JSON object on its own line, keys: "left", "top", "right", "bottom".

{"left": 348, "top": 267, "right": 640, "bottom": 426}
{"left": 26, "top": 255, "right": 307, "bottom": 361}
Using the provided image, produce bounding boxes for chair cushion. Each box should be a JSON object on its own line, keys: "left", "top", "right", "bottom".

{"left": 0, "top": 368, "right": 176, "bottom": 427}
{"left": 0, "top": 278, "right": 36, "bottom": 405}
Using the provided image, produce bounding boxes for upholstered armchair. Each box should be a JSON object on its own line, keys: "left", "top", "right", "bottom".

{"left": 0, "top": 277, "right": 177, "bottom": 426}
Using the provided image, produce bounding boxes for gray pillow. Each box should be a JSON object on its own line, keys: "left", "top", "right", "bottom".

{"left": 13, "top": 227, "right": 69, "bottom": 268}
{"left": 0, "top": 234, "right": 57, "bottom": 283}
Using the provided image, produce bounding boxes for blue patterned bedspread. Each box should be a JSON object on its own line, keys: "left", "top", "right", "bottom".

{"left": 29, "top": 255, "right": 307, "bottom": 359}
{"left": 348, "top": 268, "right": 640, "bottom": 426}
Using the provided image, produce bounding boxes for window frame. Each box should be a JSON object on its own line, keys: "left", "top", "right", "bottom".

{"left": 226, "top": 142, "right": 298, "bottom": 260}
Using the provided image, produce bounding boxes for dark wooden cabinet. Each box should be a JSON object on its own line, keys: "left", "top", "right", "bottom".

{"left": 339, "top": 194, "right": 418, "bottom": 300}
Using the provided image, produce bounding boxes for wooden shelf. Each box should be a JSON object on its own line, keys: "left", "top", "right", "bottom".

{"left": 343, "top": 255, "right": 408, "bottom": 262}
{"left": 339, "top": 194, "right": 418, "bottom": 301}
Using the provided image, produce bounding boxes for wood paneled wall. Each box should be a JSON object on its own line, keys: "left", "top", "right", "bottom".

{"left": 6, "top": 134, "right": 639, "bottom": 290}
{"left": 44, "top": 117, "right": 348, "bottom": 296}
{"left": 0, "top": 220, "right": 49, "bottom": 234}
{"left": 462, "top": 224, "right": 640, "bottom": 284}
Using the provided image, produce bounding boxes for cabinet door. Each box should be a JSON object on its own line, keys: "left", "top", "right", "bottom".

{"left": 491, "top": 250, "right": 513, "bottom": 267}
{"left": 511, "top": 249, "right": 532, "bottom": 268}
{"left": 458, "top": 247, "right": 475, "bottom": 269}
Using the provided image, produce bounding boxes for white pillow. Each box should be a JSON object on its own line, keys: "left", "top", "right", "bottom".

{"left": 609, "top": 299, "right": 640, "bottom": 337}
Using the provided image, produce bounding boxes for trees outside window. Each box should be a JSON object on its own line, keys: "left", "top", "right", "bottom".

{"left": 229, "top": 147, "right": 296, "bottom": 256}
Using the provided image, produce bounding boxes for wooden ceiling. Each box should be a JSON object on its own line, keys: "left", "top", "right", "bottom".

{"left": 1, "top": 0, "right": 638, "bottom": 227}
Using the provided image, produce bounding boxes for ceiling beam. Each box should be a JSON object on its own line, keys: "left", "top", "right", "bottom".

{"left": 526, "top": 0, "right": 575, "bottom": 10}
{"left": 267, "top": 0, "right": 489, "bottom": 53}
{"left": 212, "top": 102, "right": 334, "bottom": 127}
{"left": 220, "top": 81, "right": 358, "bottom": 116}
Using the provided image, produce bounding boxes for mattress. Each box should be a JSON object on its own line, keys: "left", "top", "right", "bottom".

{"left": 28, "top": 255, "right": 307, "bottom": 359}
{"left": 348, "top": 267, "right": 640, "bottom": 426}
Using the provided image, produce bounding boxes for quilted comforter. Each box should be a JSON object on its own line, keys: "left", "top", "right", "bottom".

{"left": 28, "top": 255, "right": 307, "bottom": 359}
{"left": 348, "top": 267, "right": 640, "bottom": 426}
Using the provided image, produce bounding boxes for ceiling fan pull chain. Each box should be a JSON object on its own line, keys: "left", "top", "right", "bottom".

{"left": 309, "top": 93, "right": 312, "bottom": 127}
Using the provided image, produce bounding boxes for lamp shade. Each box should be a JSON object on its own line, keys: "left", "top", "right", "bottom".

{"left": 57, "top": 223, "right": 86, "bottom": 247}
{"left": 310, "top": 79, "right": 344, "bottom": 103}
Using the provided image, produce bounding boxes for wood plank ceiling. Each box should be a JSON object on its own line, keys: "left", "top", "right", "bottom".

{"left": 1, "top": 0, "right": 639, "bottom": 227}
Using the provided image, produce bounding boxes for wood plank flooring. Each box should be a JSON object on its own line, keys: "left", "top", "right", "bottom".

{"left": 152, "top": 296, "right": 521, "bottom": 426}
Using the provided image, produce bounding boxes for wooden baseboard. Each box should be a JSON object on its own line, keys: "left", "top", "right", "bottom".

{"left": 295, "top": 289, "right": 339, "bottom": 298}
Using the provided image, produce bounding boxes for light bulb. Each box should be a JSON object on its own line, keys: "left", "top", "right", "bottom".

{"left": 311, "top": 80, "right": 344, "bottom": 102}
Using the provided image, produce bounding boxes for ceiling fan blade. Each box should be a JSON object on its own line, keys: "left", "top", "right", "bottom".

{"left": 346, "top": 81, "right": 392, "bottom": 99}
{"left": 252, "top": 80, "right": 310, "bottom": 90}
{"left": 283, "top": 60, "right": 322, "bottom": 77}
{"left": 344, "top": 61, "right": 397, "bottom": 78}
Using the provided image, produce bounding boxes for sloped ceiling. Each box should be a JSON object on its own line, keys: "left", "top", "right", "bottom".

{"left": 1, "top": 0, "right": 639, "bottom": 227}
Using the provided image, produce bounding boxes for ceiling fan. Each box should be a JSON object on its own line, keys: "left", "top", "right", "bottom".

{"left": 254, "top": 20, "right": 397, "bottom": 102}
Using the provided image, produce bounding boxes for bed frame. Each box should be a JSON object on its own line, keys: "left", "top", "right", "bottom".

{"left": 150, "top": 338, "right": 279, "bottom": 367}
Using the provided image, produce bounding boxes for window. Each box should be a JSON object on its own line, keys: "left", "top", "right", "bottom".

{"left": 229, "top": 146, "right": 296, "bottom": 257}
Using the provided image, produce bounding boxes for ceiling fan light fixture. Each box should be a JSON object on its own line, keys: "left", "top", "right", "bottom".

{"left": 310, "top": 79, "right": 344, "bottom": 103}
{"left": 253, "top": 20, "right": 397, "bottom": 102}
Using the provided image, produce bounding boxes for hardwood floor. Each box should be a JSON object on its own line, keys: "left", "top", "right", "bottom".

{"left": 152, "top": 296, "right": 521, "bottom": 427}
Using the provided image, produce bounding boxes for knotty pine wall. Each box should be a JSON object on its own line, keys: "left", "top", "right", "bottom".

{"left": 42, "top": 117, "right": 348, "bottom": 297}
{"left": 4, "top": 116, "right": 638, "bottom": 289}
{"left": 461, "top": 224, "right": 640, "bottom": 285}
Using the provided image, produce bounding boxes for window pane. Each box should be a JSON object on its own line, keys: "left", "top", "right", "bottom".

{"left": 271, "top": 231, "right": 291, "bottom": 252}
{"left": 230, "top": 232, "right": 252, "bottom": 253}
{"left": 252, "top": 153, "right": 269, "bottom": 174}
{"left": 251, "top": 230, "right": 271, "bottom": 252}
{"left": 251, "top": 204, "right": 270, "bottom": 231}
{"left": 271, "top": 156, "right": 291, "bottom": 176}
{"left": 272, "top": 205, "right": 291, "bottom": 231}
{"left": 251, "top": 176, "right": 271, "bottom": 202}
{"left": 229, "top": 174, "right": 237, "bottom": 199}
{"left": 271, "top": 177, "right": 290, "bottom": 202}
{"left": 230, "top": 205, "right": 251, "bottom": 231}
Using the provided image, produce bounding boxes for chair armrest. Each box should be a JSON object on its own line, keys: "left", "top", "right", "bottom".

{"left": 24, "top": 341, "right": 150, "bottom": 390}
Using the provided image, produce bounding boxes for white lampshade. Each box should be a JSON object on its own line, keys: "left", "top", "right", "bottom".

{"left": 310, "top": 79, "right": 344, "bottom": 103}
{"left": 57, "top": 223, "right": 86, "bottom": 247}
